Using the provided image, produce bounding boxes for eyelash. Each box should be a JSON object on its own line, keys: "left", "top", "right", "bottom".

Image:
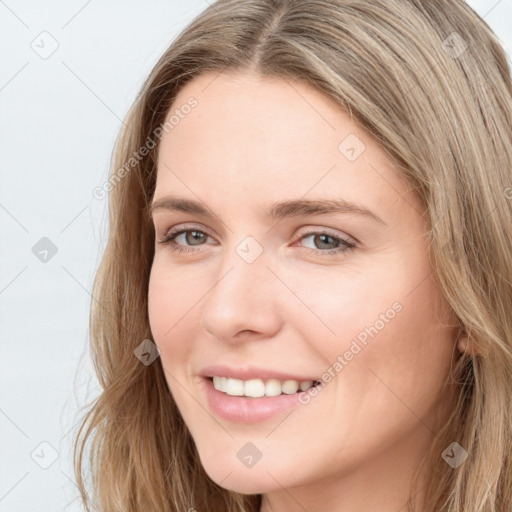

{"left": 156, "top": 224, "right": 356, "bottom": 258}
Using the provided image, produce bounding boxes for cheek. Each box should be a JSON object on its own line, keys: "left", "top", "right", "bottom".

{"left": 300, "top": 261, "right": 455, "bottom": 399}
{"left": 335, "top": 278, "right": 457, "bottom": 424}
{"left": 147, "top": 263, "right": 191, "bottom": 355}
{"left": 285, "top": 264, "right": 404, "bottom": 361}
{"left": 147, "top": 267, "right": 196, "bottom": 407}
{"left": 147, "top": 266, "right": 168, "bottom": 341}
{"left": 147, "top": 261, "right": 213, "bottom": 387}
{"left": 148, "top": 257, "right": 196, "bottom": 331}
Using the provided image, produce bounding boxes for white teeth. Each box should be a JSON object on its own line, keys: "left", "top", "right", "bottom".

{"left": 211, "top": 376, "right": 316, "bottom": 397}
{"left": 226, "top": 378, "right": 244, "bottom": 396}
{"left": 282, "top": 380, "right": 299, "bottom": 394}
{"left": 299, "top": 380, "right": 313, "bottom": 391}
{"left": 213, "top": 376, "right": 228, "bottom": 392}
{"left": 244, "top": 379, "right": 265, "bottom": 397}
{"left": 265, "top": 379, "right": 282, "bottom": 397}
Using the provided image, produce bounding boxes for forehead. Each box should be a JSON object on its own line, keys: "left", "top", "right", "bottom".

{"left": 154, "top": 71, "right": 420, "bottom": 225}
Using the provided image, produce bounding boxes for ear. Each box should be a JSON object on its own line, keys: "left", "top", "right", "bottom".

{"left": 456, "top": 330, "right": 481, "bottom": 357}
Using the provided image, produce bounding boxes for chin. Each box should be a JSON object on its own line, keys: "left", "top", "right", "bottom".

{"left": 199, "top": 456, "right": 284, "bottom": 495}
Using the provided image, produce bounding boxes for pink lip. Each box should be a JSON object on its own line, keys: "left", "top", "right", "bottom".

{"left": 202, "top": 377, "right": 307, "bottom": 423}
{"left": 199, "top": 364, "right": 318, "bottom": 382}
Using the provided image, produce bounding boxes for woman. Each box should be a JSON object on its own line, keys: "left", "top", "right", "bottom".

{"left": 74, "top": 1, "right": 512, "bottom": 510}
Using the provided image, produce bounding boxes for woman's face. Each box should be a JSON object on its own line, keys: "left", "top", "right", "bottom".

{"left": 148, "top": 71, "right": 460, "bottom": 509}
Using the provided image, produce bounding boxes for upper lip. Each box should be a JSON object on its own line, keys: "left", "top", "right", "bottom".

{"left": 199, "top": 364, "right": 318, "bottom": 382}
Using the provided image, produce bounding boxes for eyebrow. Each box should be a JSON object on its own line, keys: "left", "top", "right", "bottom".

{"left": 149, "top": 195, "right": 386, "bottom": 225}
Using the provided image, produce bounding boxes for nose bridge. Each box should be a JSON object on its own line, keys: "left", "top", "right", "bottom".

{"left": 200, "top": 235, "right": 282, "bottom": 340}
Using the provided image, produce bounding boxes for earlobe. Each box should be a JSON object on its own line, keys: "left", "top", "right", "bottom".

{"left": 456, "top": 330, "right": 480, "bottom": 357}
{"left": 457, "top": 333, "right": 469, "bottom": 354}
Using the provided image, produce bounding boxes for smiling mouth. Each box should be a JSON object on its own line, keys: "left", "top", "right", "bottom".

{"left": 207, "top": 376, "right": 322, "bottom": 398}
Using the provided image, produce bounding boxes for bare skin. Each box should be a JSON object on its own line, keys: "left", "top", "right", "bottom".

{"left": 148, "top": 70, "right": 467, "bottom": 512}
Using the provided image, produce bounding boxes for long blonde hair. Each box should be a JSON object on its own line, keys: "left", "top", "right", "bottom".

{"left": 73, "top": 1, "right": 512, "bottom": 510}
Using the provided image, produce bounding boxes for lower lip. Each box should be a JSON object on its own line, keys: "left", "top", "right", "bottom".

{"left": 203, "top": 377, "right": 309, "bottom": 423}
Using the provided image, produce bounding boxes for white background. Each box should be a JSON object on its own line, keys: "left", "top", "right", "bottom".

{"left": 0, "top": 1, "right": 510, "bottom": 510}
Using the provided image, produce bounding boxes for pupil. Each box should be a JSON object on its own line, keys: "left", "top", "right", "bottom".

{"left": 316, "top": 234, "right": 337, "bottom": 249}
{"left": 188, "top": 231, "right": 204, "bottom": 245}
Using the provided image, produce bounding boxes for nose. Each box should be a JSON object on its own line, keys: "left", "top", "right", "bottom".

{"left": 199, "top": 242, "right": 283, "bottom": 343}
